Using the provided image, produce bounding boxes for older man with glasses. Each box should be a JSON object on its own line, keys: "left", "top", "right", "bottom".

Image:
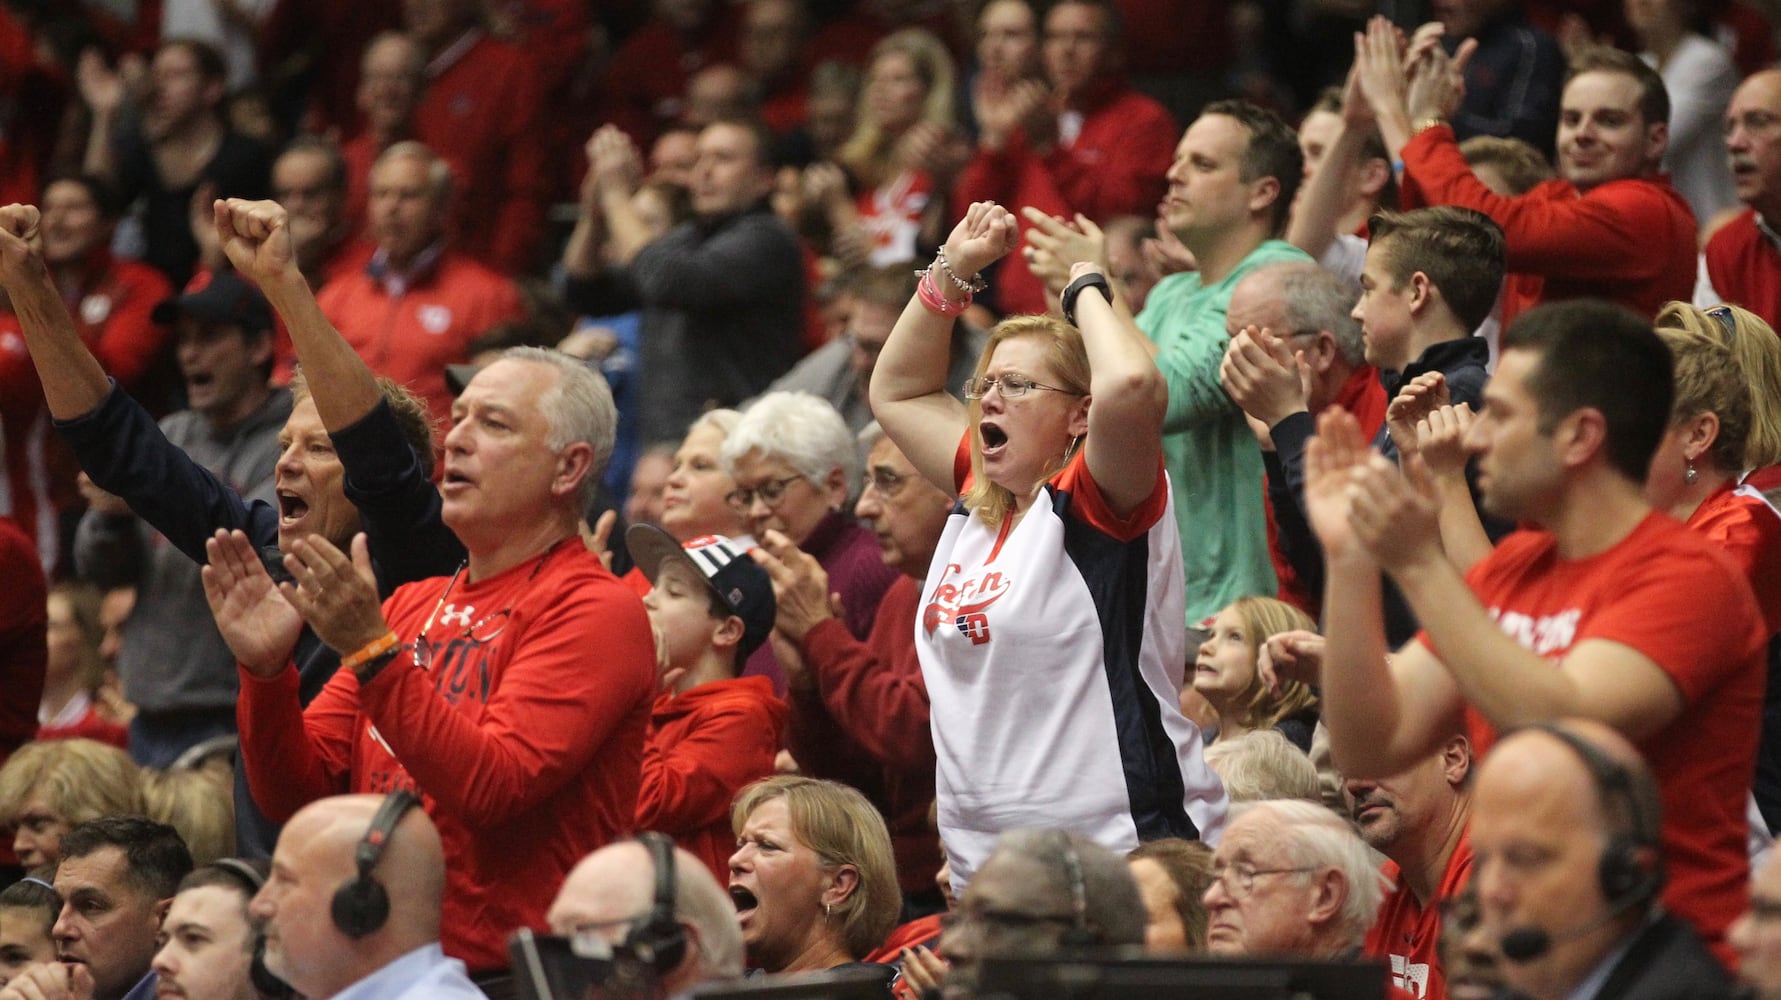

{"left": 1202, "top": 799, "right": 1386, "bottom": 960}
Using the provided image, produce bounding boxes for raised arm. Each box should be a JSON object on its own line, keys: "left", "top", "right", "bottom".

{"left": 0, "top": 204, "right": 110, "bottom": 419}
{"left": 870, "top": 202, "right": 1017, "bottom": 492}
{"left": 1072, "top": 256, "right": 1168, "bottom": 516}
{"left": 1289, "top": 59, "right": 1375, "bottom": 260}
{"left": 214, "top": 199, "right": 380, "bottom": 429}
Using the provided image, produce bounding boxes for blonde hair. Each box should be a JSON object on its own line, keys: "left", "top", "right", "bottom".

{"left": 142, "top": 763, "right": 234, "bottom": 867}
{"left": 1655, "top": 301, "right": 1781, "bottom": 469}
{"left": 1223, "top": 597, "right": 1320, "bottom": 733}
{"left": 730, "top": 776, "right": 900, "bottom": 962}
{"left": 1654, "top": 325, "right": 1752, "bottom": 476}
{"left": 48, "top": 582, "right": 108, "bottom": 696}
{"left": 1204, "top": 730, "right": 1322, "bottom": 803}
{"left": 837, "top": 29, "right": 956, "bottom": 189}
{"left": 0, "top": 739, "right": 143, "bottom": 827}
{"left": 962, "top": 316, "right": 1090, "bottom": 526}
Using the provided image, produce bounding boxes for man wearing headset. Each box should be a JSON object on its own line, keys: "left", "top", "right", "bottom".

{"left": 1469, "top": 721, "right": 1734, "bottom": 1000}
{"left": 250, "top": 794, "right": 484, "bottom": 1000}
{"left": 543, "top": 835, "right": 745, "bottom": 998}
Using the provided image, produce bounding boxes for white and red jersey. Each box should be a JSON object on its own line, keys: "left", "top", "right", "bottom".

{"left": 918, "top": 439, "right": 1227, "bottom": 888}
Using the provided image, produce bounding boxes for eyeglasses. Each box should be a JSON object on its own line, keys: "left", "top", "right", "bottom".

{"left": 864, "top": 467, "right": 911, "bottom": 498}
{"left": 725, "top": 475, "right": 806, "bottom": 512}
{"left": 1706, "top": 304, "right": 1738, "bottom": 338}
{"left": 1750, "top": 896, "right": 1781, "bottom": 922}
{"left": 962, "top": 374, "right": 1081, "bottom": 399}
{"left": 411, "top": 561, "right": 512, "bottom": 670}
{"left": 1209, "top": 862, "right": 1318, "bottom": 899}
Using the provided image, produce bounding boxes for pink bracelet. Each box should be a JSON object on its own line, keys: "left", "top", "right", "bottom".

{"left": 916, "top": 270, "right": 969, "bottom": 316}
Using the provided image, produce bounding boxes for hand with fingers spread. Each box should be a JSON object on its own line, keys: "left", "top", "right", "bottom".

{"left": 1384, "top": 370, "right": 1450, "bottom": 456}
{"left": 1258, "top": 629, "right": 1326, "bottom": 696}
{"left": 76, "top": 49, "right": 126, "bottom": 119}
{"left": 941, "top": 201, "right": 1020, "bottom": 280}
{"left": 280, "top": 532, "right": 391, "bottom": 656}
{"left": 201, "top": 529, "right": 303, "bottom": 677}
{"left": 1020, "top": 207, "right": 1107, "bottom": 297}
{"left": 587, "top": 125, "right": 644, "bottom": 197}
{"left": 1415, "top": 401, "right": 1476, "bottom": 479}
{"left": 213, "top": 198, "right": 299, "bottom": 287}
{"left": 1220, "top": 326, "right": 1312, "bottom": 429}
{"left": 752, "top": 529, "right": 839, "bottom": 643}
{"left": 1347, "top": 452, "right": 1444, "bottom": 573}
{"left": 1405, "top": 34, "right": 1476, "bottom": 125}
{"left": 1305, "top": 408, "right": 1376, "bottom": 563}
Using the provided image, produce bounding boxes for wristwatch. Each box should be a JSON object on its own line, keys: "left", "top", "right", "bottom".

{"left": 1061, "top": 272, "right": 1112, "bottom": 327}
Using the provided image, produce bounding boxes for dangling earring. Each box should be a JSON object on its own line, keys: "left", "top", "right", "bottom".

{"left": 1063, "top": 435, "right": 1082, "bottom": 465}
{"left": 1684, "top": 460, "right": 1699, "bottom": 485}
{"left": 824, "top": 902, "right": 833, "bottom": 921}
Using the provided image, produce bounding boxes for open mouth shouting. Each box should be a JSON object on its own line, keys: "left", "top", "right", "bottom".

{"left": 277, "top": 488, "right": 310, "bottom": 531}
{"left": 728, "top": 885, "right": 759, "bottom": 924}
{"left": 979, "top": 421, "right": 1009, "bottom": 461}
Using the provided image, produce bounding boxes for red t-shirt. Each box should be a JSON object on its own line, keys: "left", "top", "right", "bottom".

{"left": 1364, "top": 835, "right": 1473, "bottom": 1000}
{"left": 1688, "top": 482, "right": 1781, "bottom": 634}
{"left": 1423, "top": 514, "right": 1765, "bottom": 960}
{"left": 238, "top": 538, "right": 657, "bottom": 973}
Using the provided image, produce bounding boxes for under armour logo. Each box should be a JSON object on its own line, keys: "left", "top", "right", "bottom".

{"left": 438, "top": 604, "right": 475, "bottom": 628}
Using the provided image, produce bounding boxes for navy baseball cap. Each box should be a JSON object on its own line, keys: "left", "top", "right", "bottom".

{"left": 152, "top": 268, "right": 274, "bottom": 333}
{"left": 626, "top": 524, "right": 777, "bottom": 660}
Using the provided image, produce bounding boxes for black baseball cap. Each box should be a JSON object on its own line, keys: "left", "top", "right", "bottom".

{"left": 152, "top": 268, "right": 273, "bottom": 333}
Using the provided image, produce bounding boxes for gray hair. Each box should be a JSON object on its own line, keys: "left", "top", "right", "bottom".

{"left": 1274, "top": 263, "right": 1364, "bottom": 367}
{"left": 1204, "top": 729, "right": 1322, "bottom": 804}
{"left": 373, "top": 140, "right": 454, "bottom": 203}
{"left": 1232, "top": 799, "right": 1387, "bottom": 949}
{"left": 689, "top": 408, "right": 743, "bottom": 441}
{"left": 722, "top": 392, "right": 861, "bottom": 502}
{"left": 987, "top": 829, "right": 1146, "bottom": 947}
{"left": 500, "top": 346, "right": 617, "bottom": 512}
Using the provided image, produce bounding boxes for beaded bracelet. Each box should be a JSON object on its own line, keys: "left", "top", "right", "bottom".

{"left": 931, "top": 246, "right": 987, "bottom": 294}
{"left": 340, "top": 630, "right": 400, "bottom": 673}
{"left": 916, "top": 269, "right": 970, "bottom": 316}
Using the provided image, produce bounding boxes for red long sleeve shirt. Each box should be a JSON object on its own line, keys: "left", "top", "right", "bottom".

{"left": 1398, "top": 124, "right": 1696, "bottom": 322}
{"left": 237, "top": 539, "right": 656, "bottom": 974}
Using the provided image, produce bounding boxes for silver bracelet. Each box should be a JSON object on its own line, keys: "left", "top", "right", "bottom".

{"left": 931, "top": 246, "right": 988, "bottom": 294}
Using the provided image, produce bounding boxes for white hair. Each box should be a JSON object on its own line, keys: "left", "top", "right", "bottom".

{"left": 721, "top": 392, "right": 861, "bottom": 502}
{"left": 499, "top": 346, "right": 618, "bottom": 512}
{"left": 1232, "top": 799, "right": 1388, "bottom": 948}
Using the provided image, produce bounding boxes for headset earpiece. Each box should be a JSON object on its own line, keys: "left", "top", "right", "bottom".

{"left": 331, "top": 790, "right": 422, "bottom": 939}
{"left": 626, "top": 832, "right": 688, "bottom": 975}
{"left": 1528, "top": 725, "right": 1664, "bottom": 908}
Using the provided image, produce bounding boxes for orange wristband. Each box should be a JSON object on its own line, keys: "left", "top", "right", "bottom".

{"left": 340, "top": 631, "right": 400, "bottom": 672}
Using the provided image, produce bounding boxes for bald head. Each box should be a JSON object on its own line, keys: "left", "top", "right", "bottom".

{"left": 548, "top": 840, "right": 744, "bottom": 992}
{"left": 254, "top": 794, "right": 446, "bottom": 999}
{"left": 1728, "top": 69, "right": 1781, "bottom": 219}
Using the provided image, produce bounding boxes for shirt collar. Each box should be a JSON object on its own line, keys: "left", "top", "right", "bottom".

{"left": 332, "top": 943, "right": 448, "bottom": 1000}
{"left": 1756, "top": 212, "right": 1781, "bottom": 252}
{"left": 366, "top": 242, "right": 446, "bottom": 296}
{"left": 427, "top": 29, "right": 482, "bottom": 78}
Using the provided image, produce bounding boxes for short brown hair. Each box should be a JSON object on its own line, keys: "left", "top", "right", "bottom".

{"left": 1458, "top": 135, "right": 1555, "bottom": 195}
{"left": 1567, "top": 46, "right": 1670, "bottom": 128}
{"left": 1127, "top": 839, "right": 1213, "bottom": 949}
{"left": 1366, "top": 206, "right": 1506, "bottom": 332}
{"left": 1201, "top": 100, "right": 1302, "bottom": 236}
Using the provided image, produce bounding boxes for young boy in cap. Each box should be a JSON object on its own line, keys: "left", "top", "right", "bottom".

{"left": 626, "top": 525, "right": 787, "bottom": 883}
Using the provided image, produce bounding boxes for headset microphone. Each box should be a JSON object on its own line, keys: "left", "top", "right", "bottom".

{"left": 1500, "top": 898, "right": 1639, "bottom": 963}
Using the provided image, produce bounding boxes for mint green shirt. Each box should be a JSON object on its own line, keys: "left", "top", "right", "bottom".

{"left": 1135, "top": 239, "right": 1313, "bottom": 625}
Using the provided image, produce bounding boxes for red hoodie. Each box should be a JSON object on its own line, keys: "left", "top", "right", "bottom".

{"left": 637, "top": 675, "right": 787, "bottom": 883}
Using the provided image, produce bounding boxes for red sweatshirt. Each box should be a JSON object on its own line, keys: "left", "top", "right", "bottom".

{"left": 1704, "top": 209, "right": 1781, "bottom": 330}
{"left": 637, "top": 676, "right": 787, "bottom": 884}
{"left": 792, "top": 575, "right": 940, "bottom": 894}
{"left": 954, "top": 81, "right": 1177, "bottom": 317}
{"left": 1399, "top": 124, "right": 1696, "bottom": 322}
{"left": 237, "top": 538, "right": 657, "bottom": 974}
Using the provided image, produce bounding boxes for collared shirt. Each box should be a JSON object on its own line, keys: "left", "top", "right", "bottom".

{"left": 121, "top": 971, "right": 157, "bottom": 1000}
{"left": 332, "top": 943, "right": 488, "bottom": 1000}
{"left": 1563, "top": 927, "right": 1641, "bottom": 1000}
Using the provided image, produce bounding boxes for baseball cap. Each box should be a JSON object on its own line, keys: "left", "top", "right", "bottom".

{"left": 152, "top": 268, "right": 274, "bottom": 333}
{"left": 626, "top": 524, "right": 777, "bottom": 660}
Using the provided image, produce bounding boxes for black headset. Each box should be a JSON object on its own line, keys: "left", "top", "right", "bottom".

{"left": 207, "top": 858, "right": 294, "bottom": 999}
{"left": 1530, "top": 724, "right": 1665, "bottom": 906}
{"left": 1056, "top": 833, "right": 1098, "bottom": 952}
{"left": 624, "top": 832, "right": 689, "bottom": 974}
{"left": 331, "top": 789, "right": 423, "bottom": 939}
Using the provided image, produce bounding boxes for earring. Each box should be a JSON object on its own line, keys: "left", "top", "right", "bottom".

{"left": 1063, "top": 435, "right": 1082, "bottom": 464}
{"left": 1685, "top": 461, "right": 1699, "bottom": 485}
{"left": 824, "top": 902, "right": 833, "bottom": 920}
